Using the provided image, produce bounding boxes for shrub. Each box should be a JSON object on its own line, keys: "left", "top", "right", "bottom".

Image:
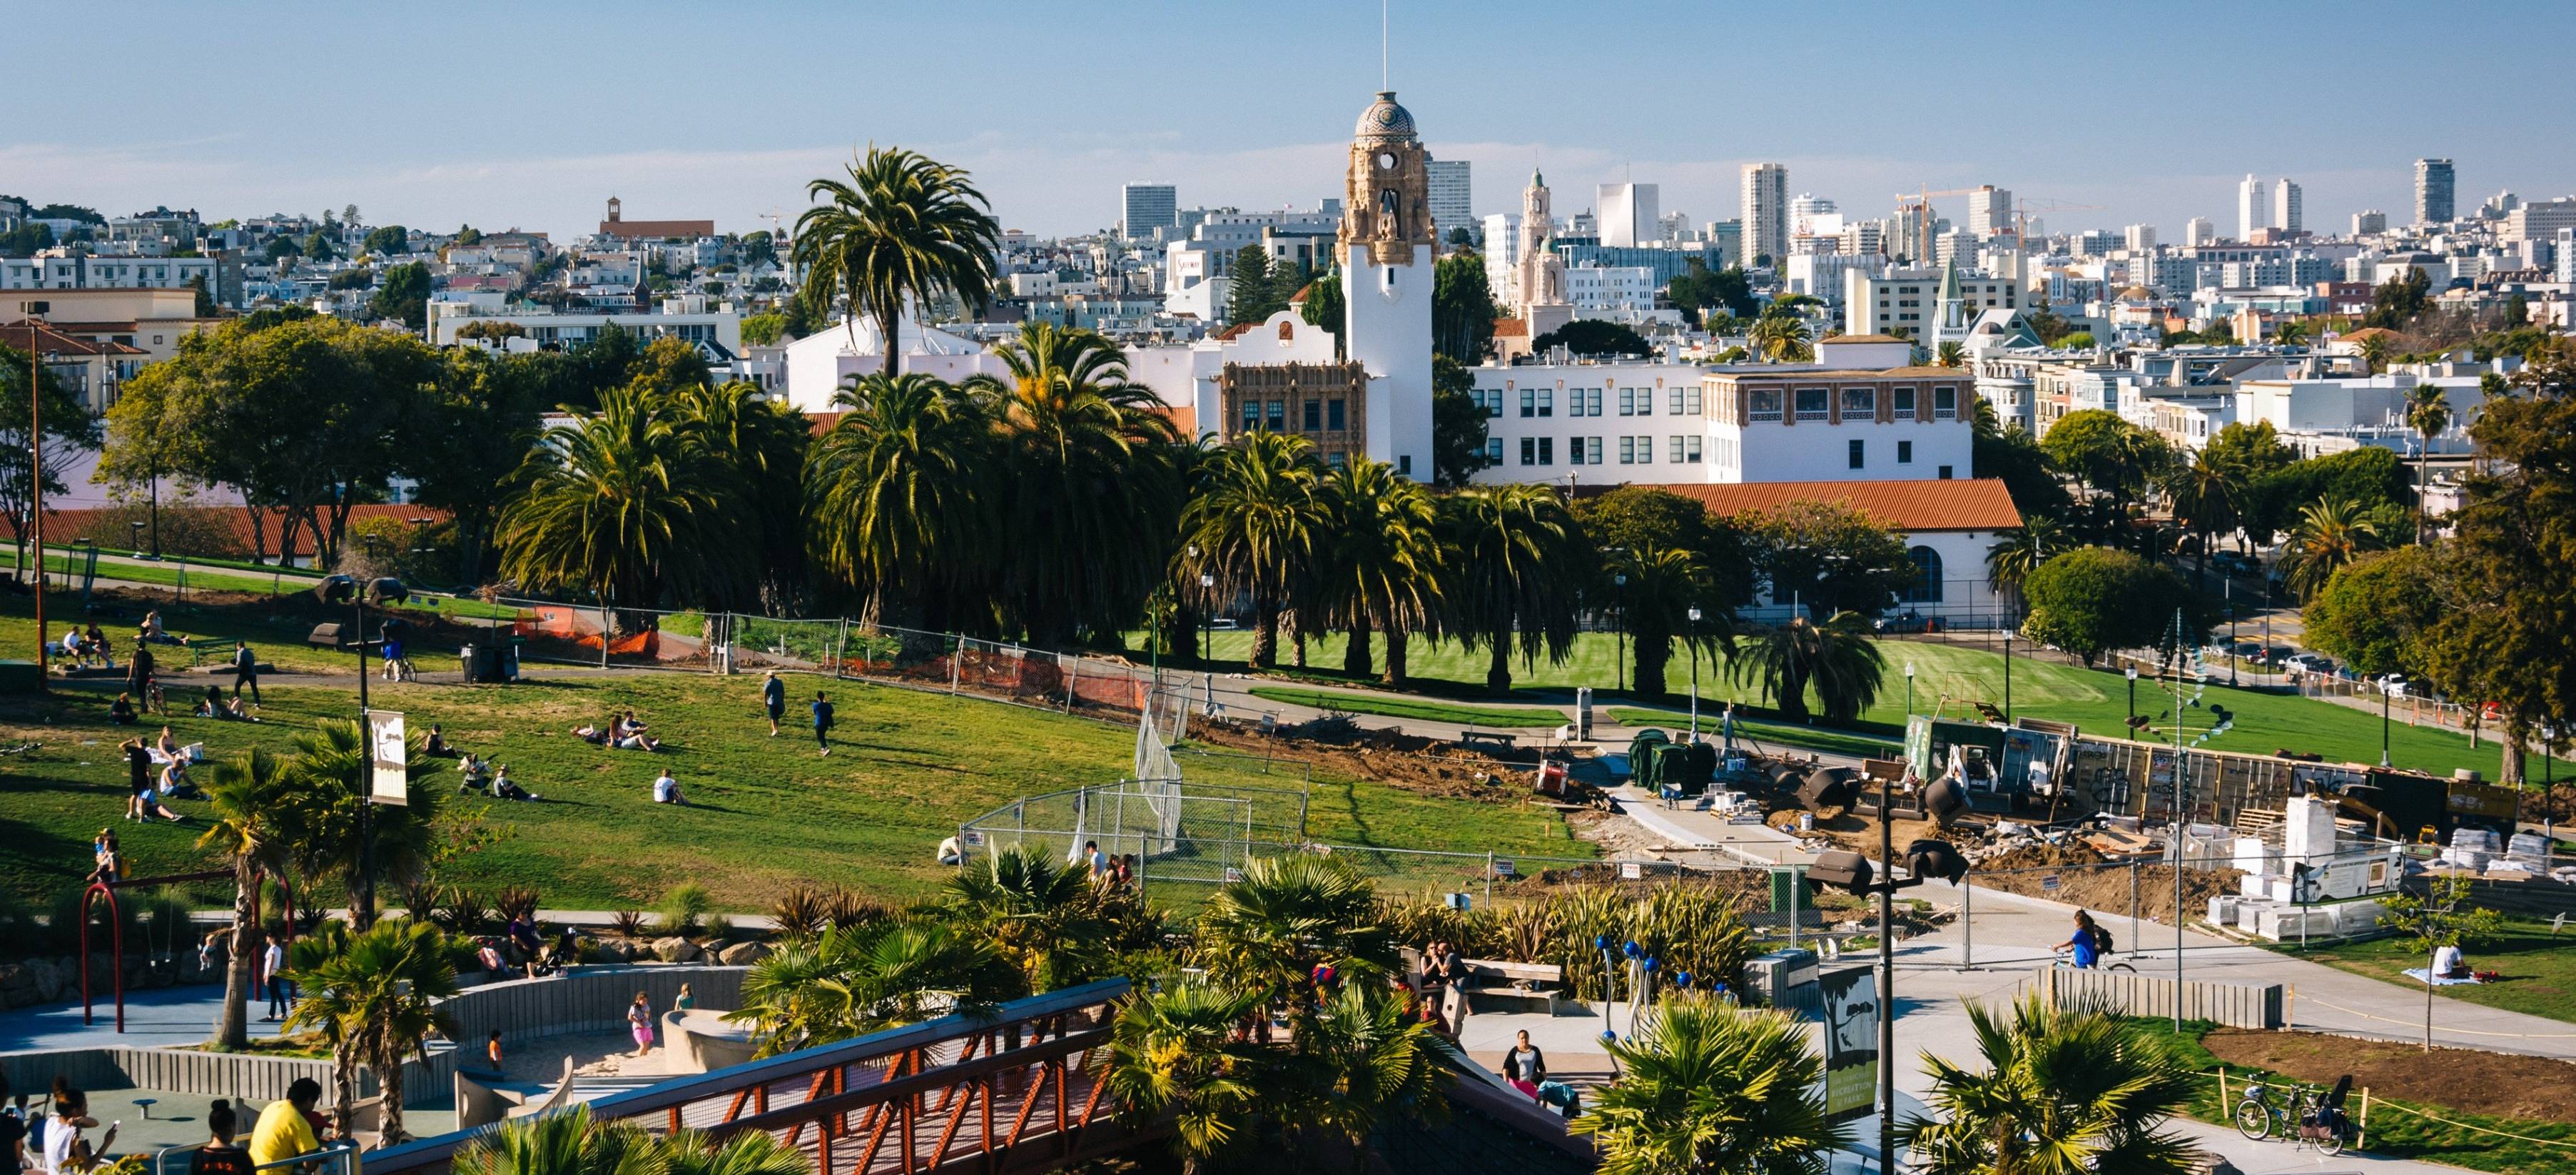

{"left": 822, "top": 885, "right": 893, "bottom": 934}
{"left": 438, "top": 885, "right": 495, "bottom": 936}
{"left": 609, "top": 909, "right": 647, "bottom": 939}
{"left": 492, "top": 885, "right": 540, "bottom": 924}
{"left": 769, "top": 885, "right": 827, "bottom": 941}
{"left": 655, "top": 882, "right": 711, "bottom": 937}
{"left": 704, "top": 913, "right": 734, "bottom": 942}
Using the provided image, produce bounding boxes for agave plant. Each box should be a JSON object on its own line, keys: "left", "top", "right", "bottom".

{"left": 608, "top": 909, "right": 648, "bottom": 939}
{"left": 439, "top": 885, "right": 494, "bottom": 936}
{"left": 823, "top": 885, "right": 896, "bottom": 934}
{"left": 769, "top": 884, "right": 828, "bottom": 942}
{"left": 493, "top": 885, "right": 540, "bottom": 924}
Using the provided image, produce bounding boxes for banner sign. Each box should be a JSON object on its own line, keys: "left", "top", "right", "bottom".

{"left": 366, "top": 710, "right": 408, "bottom": 805}
{"left": 1817, "top": 964, "right": 1879, "bottom": 1122}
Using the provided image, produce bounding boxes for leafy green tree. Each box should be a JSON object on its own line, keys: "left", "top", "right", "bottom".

{"left": 1897, "top": 994, "right": 2199, "bottom": 1175}
{"left": 1572, "top": 996, "right": 1847, "bottom": 1175}
{"left": 1574, "top": 485, "right": 1755, "bottom": 609}
{"left": 671, "top": 378, "right": 812, "bottom": 608}
{"left": 1665, "top": 258, "right": 1758, "bottom": 323}
{"left": 2204, "top": 421, "right": 2297, "bottom": 540}
{"left": 2361, "top": 267, "right": 2432, "bottom": 331}
{"left": 2357, "top": 331, "right": 2395, "bottom": 373}
{"left": 1299, "top": 266, "right": 1345, "bottom": 357}
{"left": 806, "top": 372, "right": 995, "bottom": 627}
{"left": 1227, "top": 244, "right": 1281, "bottom": 325}
{"left": 1532, "top": 319, "right": 1652, "bottom": 358}
{"left": 793, "top": 146, "right": 1002, "bottom": 378}
{"left": 1441, "top": 483, "right": 1586, "bottom": 693}
{"left": 2160, "top": 447, "right": 2244, "bottom": 588}
{"left": 1429, "top": 354, "right": 1489, "bottom": 487}
{"left": 2282, "top": 496, "right": 2384, "bottom": 600}
{"left": 1182, "top": 431, "right": 1323, "bottom": 667}
{"left": 452, "top": 1104, "right": 810, "bottom": 1175}
{"left": 729, "top": 922, "right": 1009, "bottom": 1056}
{"left": 403, "top": 347, "right": 546, "bottom": 582}
{"left": 739, "top": 312, "right": 786, "bottom": 346}
{"left": 2253, "top": 445, "right": 2408, "bottom": 541}
{"left": 359, "top": 225, "right": 409, "bottom": 256}
{"left": 196, "top": 747, "right": 299, "bottom": 1052}
{"left": 264, "top": 235, "right": 303, "bottom": 262}
{"left": 2406, "top": 383, "right": 2453, "bottom": 539}
{"left": 2040, "top": 410, "right": 2169, "bottom": 503}
{"left": 1317, "top": 458, "right": 1444, "bottom": 682}
{"left": 452, "top": 224, "right": 482, "bottom": 246}
{"left": 1613, "top": 545, "right": 1727, "bottom": 700}
{"left": 739, "top": 230, "right": 777, "bottom": 268}
{"left": 985, "top": 321, "right": 1180, "bottom": 643}
{"left": 286, "top": 919, "right": 458, "bottom": 1143}
{"left": 496, "top": 385, "right": 751, "bottom": 610}
{"left": 2301, "top": 547, "right": 2438, "bottom": 679}
{"left": 2053, "top": 331, "right": 2096, "bottom": 350}
{"left": 184, "top": 273, "right": 216, "bottom": 316}
{"left": 2019, "top": 546, "right": 2200, "bottom": 667}
{"left": 0, "top": 222, "right": 54, "bottom": 257}
{"left": 1100, "top": 979, "right": 1272, "bottom": 1175}
{"left": 302, "top": 231, "right": 338, "bottom": 262}
{"left": 1432, "top": 251, "right": 1499, "bottom": 362}
{"left": 1730, "top": 612, "right": 1885, "bottom": 723}
{"left": 1974, "top": 422, "right": 2073, "bottom": 523}
{"left": 1739, "top": 499, "right": 1915, "bottom": 619}
{"left": 369, "top": 261, "right": 433, "bottom": 328}
{"left": 2380, "top": 875, "right": 2507, "bottom": 1051}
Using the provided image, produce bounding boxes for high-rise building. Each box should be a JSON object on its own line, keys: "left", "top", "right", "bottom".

{"left": 1596, "top": 181, "right": 1660, "bottom": 248}
{"left": 2272, "top": 178, "right": 2303, "bottom": 233}
{"left": 2236, "top": 175, "right": 2270, "bottom": 241}
{"left": 1789, "top": 192, "right": 1837, "bottom": 238}
{"left": 2352, "top": 209, "right": 2388, "bottom": 236}
{"left": 1425, "top": 158, "right": 1473, "bottom": 245}
{"left": 2185, "top": 216, "right": 2216, "bottom": 246}
{"left": 1121, "top": 183, "right": 1177, "bottom": 241}
{"left": 1966, "top": 186, "right": 2013, "bottom": 238}
{"left": 2415, "top": 158, "right": 2455, "bottom": 225}
{"left": 2124, "top": 223, "right": 2156, "bottom": 252}
{"left": 1741, "top": 163, "right": 1788, "bottom": 264}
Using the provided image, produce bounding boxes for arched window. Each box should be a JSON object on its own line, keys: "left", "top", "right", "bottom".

{"left": 1902, "top": 545, "right": 1943, "bottom": 604}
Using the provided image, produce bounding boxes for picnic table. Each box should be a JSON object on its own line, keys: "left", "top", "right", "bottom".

{"left": 1457, "top": 730, "right": 1518, "bottom": 749}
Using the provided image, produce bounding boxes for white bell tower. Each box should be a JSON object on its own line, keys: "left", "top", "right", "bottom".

{"left": 1341, "top": 91, "right": 1436, "bottom": 480}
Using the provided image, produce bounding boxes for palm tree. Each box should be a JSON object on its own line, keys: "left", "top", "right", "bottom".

{"left": 806, "top": 371, "right": 996, "bottom": 627}
{"left": 2274, "top": 320, "right": 2311, "bottom": 347}
{"left": 727, "top": 922, "right": 1007, "bottom": 1056}
{"left": 453, "top": 1105, "right": 810, "bottom": 1175}
{"left": 286, "top": 919, "right": 459, "bottom": 1145}
{"left": 940, "top": 846, "right": 1106, "bottom": 997}
{"left": 1897, "top": 994, "right": 2199, "bottom": 1175}
{"left": 792, "top": 146, "right": 1002, "bottom": 378}
{"left": 2357, "top": 332, "right": 2393, "bottom": 374}
{"left": 1749, "top": 312, "right": 1812, "bottom": 363}
{"left": 268, "top": 719, "right": 440, "bottom": 929}
{"left": 1984, "top": 515, "right": 2069, "bottom": 597}
{"left": 1729, "top": 612, "right": 1887, "bottom": 725}
{"left": 987, "top": 321, "right": 1181, "bottom": 644}
{"left": 1315, "top": 458, "right": 1444, "bottom": 682}
{"left": 1572, "top": 995, "right": 1847, "bottom": 1175}
{"left": 2160, "top": 448, "right": 2243, "bottom": 589}
{"left": 497, "top": 385, "right": 749, "bottom": 611}
{"left": 1294, "top": 982, "right": 1450, "bottom": 1167}
{"left": 1440, "top": 483, "right": 1583, "bottom": 695}
{"left": 671, "top": 379, "right": 814, "bottom": 607}
{"left": 1195, "top": 854, "right": 1395, "bottom": 1016}
{"left": 1181, "top": 431, "right": 1324, "bottom": 667}
{"left": 197, "top": 747, "right": 298, "bottom": 1052}
{"left": 1615, "top": 545, "right": 1724, "bottom": 701}
{"left": 2405, "top": 383, "right": 2450, "bottom": 542}
{"left": 1097, "top": 979, "right": 1272, "bottom": 1175}
{"left": 2283, "top": 496, "right": 2383, "bottom": 599}
{"left": 1936, "top": 340, "right": 1967, "bottom": 368}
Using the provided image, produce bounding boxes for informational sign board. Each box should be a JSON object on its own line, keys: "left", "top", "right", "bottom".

{"left": 1620, "top": 861, "right": 1643, "bottom": 880}
{"left": 365, "top": 710, "right": 408, "bottom": 805}
{"left": 2040, "top": 874, "right": 2062, "bottom": 892}
{"left": 1817, "top": 964, "right": 1879, "bottom": 1122}
{"left": 1491, "top": 858, "right": 1516, "bottom": 877}
{"left": 960, "top": 829, "right": 985, "bottom": 847}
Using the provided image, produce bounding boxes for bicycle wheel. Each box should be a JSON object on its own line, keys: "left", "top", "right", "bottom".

{"left": 2233, "top": 1101, "right": 2274, "bottom": 1141}
{"left": 2317, "top": 1126, "right": 2346, "bottom": 1156}
{"left": 2105, "top": 960, "right": 2136, "bottom": 973}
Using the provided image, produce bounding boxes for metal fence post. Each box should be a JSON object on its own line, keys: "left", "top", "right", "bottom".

{"left": 2130, "top": 858, "right": 2141, "bottom": 934}
{"left": 1063, "top": 656, "right": 1079, "bottom": 714}
{"left": 1962, "top": 871, "right": 1976, "bottom": 969}
{"left": 1788, "top": 865, "right": 1800, "bottom": 950}
{"left": 836, "top": 617, "right": 848, "bottom": 678}
{"left": 1485, "top": 852, "right": 1495, "bottom": 905}
{"left": 950, "top": 633, "right": 963, "bottom": 693}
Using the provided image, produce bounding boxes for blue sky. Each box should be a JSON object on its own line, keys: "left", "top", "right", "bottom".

{"left": 12, "top": 0, "right": 2575, "bottom": 242}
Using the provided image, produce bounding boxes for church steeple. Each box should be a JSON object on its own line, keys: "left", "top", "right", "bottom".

{"left": 1340, "top": 91, "right": 1432, "bottom": 266}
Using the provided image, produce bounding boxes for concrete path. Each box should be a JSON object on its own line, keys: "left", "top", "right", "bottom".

{"left": 0, "top": 982, "right": 290, "bottom": 1052}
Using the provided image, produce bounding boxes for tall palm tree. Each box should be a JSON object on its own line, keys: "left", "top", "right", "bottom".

{"left": 1315, "top": 458, "right": 1444, "bottom": 683}
{"left": 1572, "top": 995, "right": 1847, "bottom": 1175}
{"left": 2405, "top": 383, "right": 2450, "bottom": 542}
{"left": 1897, "top": 994, "right": 2199, "bottom": 1175}
{"left": 2160, "top": 448, "right": 2243, "bottom": 590}
{"left": 1936, "top": 340, "right": 1967, "bottom": 368}
{"left": 2283, "top": 496, "right": 2383, "bottom": 599}
{"left": 1984, "top": 515, "right": 2069, "bottom": 597}
{"left": 1728, "top": 612, "right": 1887, "bottom": 725}
{"left": 453, "top": 1106, "right": 810, "bottom": 1175}
{"left": 1181, "top": 431, "right": 1324, "bottom": 667}
{"left": 286, "top": 919, "right": 459, "bottom": 1145}
{"left": 197, "top": 747, "right": 298, "bottom": 1052}
{"left": 671, "top": 379, "right": 814, "bottom": 607}
{"left": 1097, "top": 979, "right": 1272, "bottom": 1175}
{"left": 1440, "top": 483, "right": 1584, "bottom": 695}
{"left": 793, "top": 146, "right": 1002, "bottom": 378}
{"left": 1749, "top": 312, "right": 1813, "bottom": 363}
{"left": 806, "top": 371, "right": 996, "bottom": 627}
{"left": 2357, "top": 332, "right": 2393, "bottom": 374}
{"left": 940, "top": 846, "right": 1107, "bottom": 997}
{"left": 1615, "top": 545, "right": 1725, "bottom": 701}
{"left": 497, "top": 385, "right": 749, "bottom": 611}
{"left": 1294, "top": 982, "right": 1450, "bottom": 1167}
{"left": 986, "top": 321, "right": 1181, "bottom": 644}
{"left": 726, "top": 922, "right": 1008, "bottom": 1056}
{"left": 1195, "top": 854, "right": 1395, "bottom": 1014}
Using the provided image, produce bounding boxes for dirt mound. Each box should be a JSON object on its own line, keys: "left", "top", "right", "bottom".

{"left": 2203, "top": 1028, "right": 2576, "bottom": 1124}
{"left": 1973, "top": 842, "right": 2239, "bottom": 925}
{"left": 1185, "top": 718, "right": 1541, "bottom": 803}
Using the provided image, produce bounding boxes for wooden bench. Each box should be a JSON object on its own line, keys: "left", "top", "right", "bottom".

{"left": 1458, "top": 959, "right": 1566, "bottom": 1016}
{"left": 1457, "top": 730, "right": 1518, "bottom": 749}
{"left": 181, "top": 637, "right": 231, "bottom": 668}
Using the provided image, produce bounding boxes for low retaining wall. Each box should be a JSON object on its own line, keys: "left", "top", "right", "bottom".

{"left": 2041, "top": 965, "right": 2284, "bottom": 1029}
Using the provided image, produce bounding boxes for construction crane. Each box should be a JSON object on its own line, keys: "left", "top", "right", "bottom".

{"left": 1892, "top": 185, "right": 1994, "bottom": 263}
{"left": 2010, "top": 198, "right": 2103, "bottom": 248}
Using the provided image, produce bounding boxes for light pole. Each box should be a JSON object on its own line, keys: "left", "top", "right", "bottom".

{"left": 2003, "top": 628, "right": 2013, "bottom": 720}
{"left": 2169, "top": 610, "right": 2187, "bottom": 1029}
{"left": 1687, "top": 606, "right": 1702, "bottom": 739}
{"left": 2126, "top": 665, "right": 2139, "bottom": 730}
{"left": 26, "top": 321, "right": 48, "bottom": 693}
{"left": 1905, "top": 661, "right": 1915, "bottom": 717}
{"left": 1614, "top": 570, "right": 1628, "bottom": 695}
{"left": 2226, "top": 575, "right": 2236, "bottom": 687}
{"left": 2380, "top": 683, "right": 2392, "bottom": 767}
{"left": 1199, "top": 572, "right": 1215, "bottom": 665}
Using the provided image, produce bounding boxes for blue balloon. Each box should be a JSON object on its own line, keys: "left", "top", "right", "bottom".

{"left": 1623, "top": 939, "right": 1641, "bottom": 958}
{"left": 1594, "top": 934, "right": 1611, "bottom": 951}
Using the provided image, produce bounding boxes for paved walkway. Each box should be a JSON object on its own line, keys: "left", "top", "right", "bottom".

{"left": 0, "top": 982, "right": 291, "bottom": 1052}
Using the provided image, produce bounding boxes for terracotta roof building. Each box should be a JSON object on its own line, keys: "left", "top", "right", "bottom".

{"left": 597, "top": 197, "right": 712, "bottom": 241}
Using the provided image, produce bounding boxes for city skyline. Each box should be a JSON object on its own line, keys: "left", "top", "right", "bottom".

{"left": 11, "top": 0, "right": 2576, "bottom": 243}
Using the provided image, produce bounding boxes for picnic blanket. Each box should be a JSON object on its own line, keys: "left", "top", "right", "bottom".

{"left": 2402, "top": 967, "right": 2482, "bottom": 985}
{"left": 147, "top": 743, "right": 208, "bottom": 766}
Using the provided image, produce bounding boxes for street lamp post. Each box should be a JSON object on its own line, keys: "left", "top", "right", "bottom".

{"left": 27, "top": 324, "right": 48, "bottom": 692}
{"left": 2380, "top": 684, "right": 2392, "bottom": 768}
{"left": 2226, "top": 576, "right": 2236, "bottom": 687}
{"left": 1905, "top": 661, "right": 1915, "bottom": 718}
{"left": 2003, "top": 628, "right": 2013, "bottom": 720}
{"left": 1198, "top": 572, "right": 1215, "bottom": 665}
{"left": 1614, "top": 570, "right": 1628, "bottom": 695}
{"left": 2126, "top": 665, "right": 2139, "bottom": 730}
{"left": 1686, "top": 606, "right": 1702, "bottom": 739}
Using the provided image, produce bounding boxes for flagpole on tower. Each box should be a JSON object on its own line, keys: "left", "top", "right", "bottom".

{"left": 1381, "top": 0, "right": 1389, "bottom": 90}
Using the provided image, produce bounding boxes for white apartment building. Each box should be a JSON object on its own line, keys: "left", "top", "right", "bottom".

{"left": 2353, "top": 210, "right": 2389, "bottom": 236}
{"left": 1426, "top": 159, "right": 1473, "bottom": 243}
{"left": 1597, "top": 183, "right": 1660, "bottom": 248}
{"left": 2237, "top": 175, "right": 2270, "bottom": 241}
{"left": 2, "top": 253, "right": 225, "bottom": 301}
{"left": 1966, "top": 186, "right": 2012, "bottom": 238}
{"left": 1845, "top": 267, "right": 2019, "bottom": 337}
{"left": 2272, "top": 178, "right": 2303, "bottom": 234}
{"left": 1122, "top": 183, "right": 1177, "bottom": 241}
{"left": 1743, "top": 163, "right": 1788, "bottom": 263}
{"left": 1563, "top": 265, "right": 1660, "bottom": 323}
{"left": 2186, "top": 217, "right": 2216, "bottom": 247}
{"left": 427, "top": 294, "right": 742, "bottom": 353}
{"left": 2124, "top": 224, "right": 2156, "bottom": 253}
{"left": 2505, "top": 198, "right": 2576, "bottom": 244}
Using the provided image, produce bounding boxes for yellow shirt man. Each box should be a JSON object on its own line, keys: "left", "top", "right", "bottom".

{"left": 248, "top": 1098, "right": 320, "bottom": 1169}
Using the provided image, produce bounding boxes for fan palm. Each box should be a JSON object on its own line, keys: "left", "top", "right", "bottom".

{"left": 1897, "top": 994, "right": 2199, "bottom": 1175}
{"left": 2357, "top": 332, "right": 2393, "bottom": 374}
{"left": 1984, "top": 515, "right": 2069, "bottom": 596}
{"left": 806, "top": 371, "right": 996, "bottom": 627}
{"left": 1294, "top": 981, "right": 1450, "bottom": 1164}
{"left": 452, "top": 1105, "right": 811, "bottom": 1175}
{"left": 1936, "top": 341, "right": 1967, "bottom": 368}
{"left": 1097, "top": 979, "right": 1272, "bottom": 1175}
{"left": 1195, "top": 854, "right": 1395, "bottom": 1014}
{"left": 1572, "top": 995, "right": 1847, "bottom": 1175}
{"left": 1728, "top": 612, "right": 1887, "bottom": 725}
{"left": 285, "top": 919, "right": 459, "bottom": 1145}
{"left": 1615, "top": 545, "right": 1726, "bottom": 701}
{"left": 792, "top": 146, "right": 1002, "bottom": 378}
{"left": 1181, "top": 431, "right": 1324, "bottom": 667}
{"left": 1439, "top": 483, "right": 1584, "bottom": 694}
{"left": 1316, "top": 458, "right": 1445, "bottom": 682}
{"left": 1749, "top": 313, "right": 1813, "bottom": 363}
{"left": 940, "top": 846, "right": 1107, "bottom": 997}
{"left": 726, "top": 922, "right": 1007, "bottom": 1056}
{"left": 986, "top": 321, "right": 1181, "bottom": 643}
{"left": 497, "top": 385, "right": 749, "bottom": 610}
{"left": 2160, "top": 448, "right": 2243, "bottom": 590}
{"left": 2283, "top": 496, "right": 2383, "bottom": 599}
{"left": 196, "top": 747, "right": 299, "bottom": 1052}
{"left": 2405, "top": 384, "right": 2450, "bottom": 541}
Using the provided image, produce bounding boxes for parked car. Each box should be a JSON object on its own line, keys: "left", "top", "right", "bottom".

{"left": 2283, "top": 652, "right": 2336, "bottom": 675}
{"left": 1207, "top": 617, "right": 1240, "bottom": 631}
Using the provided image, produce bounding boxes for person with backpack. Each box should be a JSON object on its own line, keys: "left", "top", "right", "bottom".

{"left": 2056, "top": 909, "right": 2109, "bottom": 968}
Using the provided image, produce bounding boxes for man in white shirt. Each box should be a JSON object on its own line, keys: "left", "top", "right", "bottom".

{"left": 261, "top": 934, "right": 288, "bottom": 1021}
{"left": 651, "top": 770, "right": 685, "bottom": 805}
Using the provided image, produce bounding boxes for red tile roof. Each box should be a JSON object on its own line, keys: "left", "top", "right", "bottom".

{"left": 1593, "top": 478, "right": 2023, "bottom": 533}
{"left": 44, "top": 503, "right": 454, "bottom": 560}
{"left": 1492, "top": 318, "right": 1530, "bottom": 338}
{"left": 0, "top": 322, "right": 146, "bottom": 356}
{"left": 1212, "top": 322, "right": 1257, "bottom": 341}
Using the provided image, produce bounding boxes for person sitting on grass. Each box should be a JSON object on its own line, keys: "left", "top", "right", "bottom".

{"left": 108, "top": 693, "right": 137, "bottom": 726}
{"left": 571, "top": 722, "right": 612, "bottom": 746}
{"left": 84, "top": 622, "right": 114, "bottom": 670}
{"left": 223, "top": 693, "right": 258, "bottom": 722}
{"left": 651, "top": 768, "right": 686, "bottom": 806}
{"left": 424, "top": 725, "right": 455, "bottom": 757}
{"left": 196, "top": 685, "right": 225, "bottom": 718}
{"left": 458, "top": 752, "right": 491, "bottom": 794}
{"left": 158, "top": 757, "right": 204, "bottom": 801}
{"left": 492, "top": 765, "right": 539, "bottom": 802}
{"left": 133, "top": 765, "right": 185, "bottom": 822}
{"left": 155, "top": 726, "right": 181, "bottom": 760}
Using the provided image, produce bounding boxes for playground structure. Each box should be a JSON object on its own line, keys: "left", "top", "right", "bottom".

{"left": 79, "top": 868, "right": 295, "bottom": 1034}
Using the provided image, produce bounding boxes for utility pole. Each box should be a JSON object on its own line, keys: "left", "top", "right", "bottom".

{"left": 2170, "top": 609, "right": 2187, "bottom": 1030}
{"left": 27, "top": 321, "right": 47, "bottom": 692}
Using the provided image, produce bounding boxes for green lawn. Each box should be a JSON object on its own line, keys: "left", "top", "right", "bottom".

{"left": 2267, "top": 915, "right": 2576, "bottom": 1026}
{"left": 1163, "top": 630, "right": 2510, "bottom": 779}
{"left": 1247, "top": 686, "right": 1566, "bottom": 729}
{"left": 0, "top": 664, "right": 1589, "bottom": 913}
{"left": 26, "top": 541, "right": 333, "bottom": 582}
{"left": 3, "top": 549, "right": 297, "bottom": 597}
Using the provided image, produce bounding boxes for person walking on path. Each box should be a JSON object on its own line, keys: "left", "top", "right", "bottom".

{"left": 761, "top": 670, "right": 786, "bottom": 737}
{"left": 261, "top": 933, "right": 290, "bottom": 1021}
{"left": 627, "top": 992, "right": 656, "bottom": 1057}
{"left": 811, "top": 692, "right": 835, "bottom": 755}
{"left": 229, "top": 642, "right": 260, "bottom": 705}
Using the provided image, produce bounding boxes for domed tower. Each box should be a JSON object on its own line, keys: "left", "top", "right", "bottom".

{"left": 1339, "top": 91, "right": 1435, "bottom": 480}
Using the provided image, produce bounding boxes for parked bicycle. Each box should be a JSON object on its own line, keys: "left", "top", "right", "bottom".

{"left": 2233, "top": 1076, "right": 2353, "bottom": 1155}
